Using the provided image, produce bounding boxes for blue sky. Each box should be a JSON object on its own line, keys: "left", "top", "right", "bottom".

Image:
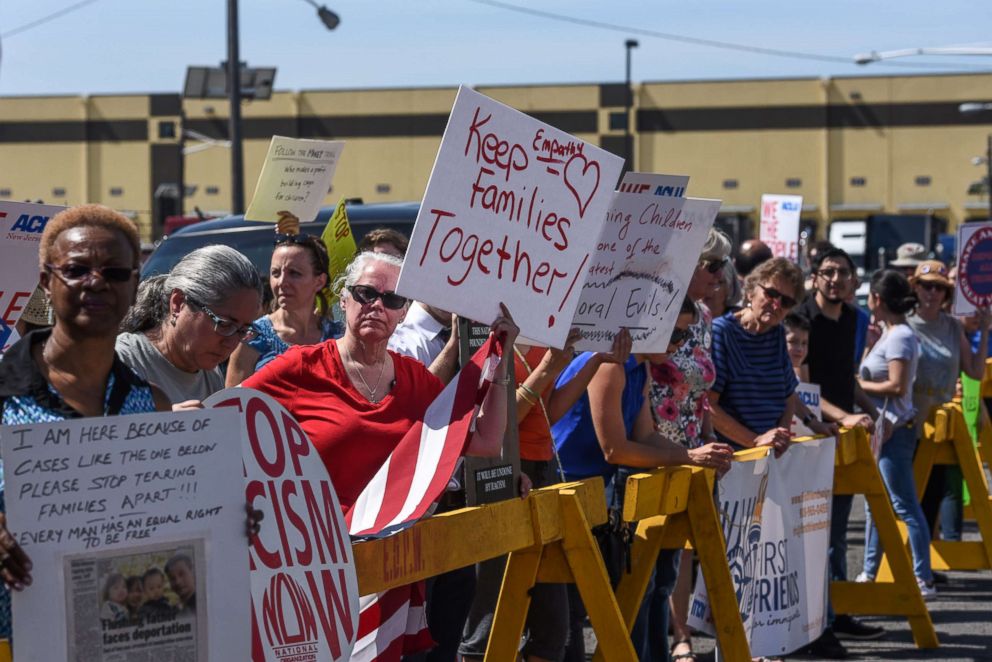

{"left": 1, "top": 0, "right": 991, "bottom": 96}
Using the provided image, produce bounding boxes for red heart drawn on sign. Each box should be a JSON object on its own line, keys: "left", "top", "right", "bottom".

{"left": 563, "top": 153, "right": 600, "bottom": 219}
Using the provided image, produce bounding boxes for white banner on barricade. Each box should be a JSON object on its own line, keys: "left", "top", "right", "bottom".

{"left": 759, "top": 194, "right": 803, "bottom": 262}
{"left": 1, "top": 408, "right": 249, "bottom": 662}
{"left": 0, "top": 200, "right": 65, "bottom": 352}
{"left": 205, "top": 388, "right": 359, "bottom": 662}
{"left": 688, "top": 437, "right": 835, "bottom": 658}
{"left": 397, "top": 86, "right": 623, "bottom": 348}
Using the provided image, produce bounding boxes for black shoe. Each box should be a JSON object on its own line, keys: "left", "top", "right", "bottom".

{"left": 933, "top": 570, "right": 949, "bottom": 585}
{"left": 799, "top": 628, "right": 848, "bottom": 659}
{"left": 832, "top": 614, "right": 886, "bottom": 640}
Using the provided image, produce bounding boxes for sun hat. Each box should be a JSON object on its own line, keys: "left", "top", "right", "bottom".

{"left": 889, "top": 242, "right": 927, "bottom": 268}
{"left": 910, "top": 260, "right": 952, "bottom": 290}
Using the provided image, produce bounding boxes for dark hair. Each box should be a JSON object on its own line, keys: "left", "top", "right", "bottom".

{"left": 783, "top": 313, "right": 810, "bottom": 334}
{"left": 272, "top": 235, "right": 332, "bottom": 312}
{"left": 735, "top": 240, "right": 773, "bottom": 277}
{"left": 142, "top": 567, "right": 165, "bottom": 582}
{"left": 357, "top": 228, "right": 408, "bottom": 257}
{"left": 165, "top": 554, "right": 194, "bottom": 577}
{"left": 680, "top": 296, "right": 697, "bottom": 318}
{"left": 870, "top": 269, "right": 917, "bottom": 315}
{"left": 125, "top": 576, "right": 143, "bottom": 592}
{"left": 811, "top": 247, "right": 856, "bottom": 274}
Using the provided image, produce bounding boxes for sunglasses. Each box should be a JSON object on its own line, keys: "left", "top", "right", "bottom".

{"left": 273, "top": 233, "right": 315, "bottom": 246}
{"left": 347, "top": 284, "right": 408, "bottom": 310}
{"left": 45, "top": 262, "right": 136, "bottom": 284}
{"left": 700, "top": 257, "right": 728, "bottom": 274}
{"left": 186, "top": 298, "right": 258, "bottom": 341}
{"left": 757, "top": 284, "right": 797, "bottom": 309}
{"left": 918, "top": 281, "right": 947, "bottom": 293}
{"left": 669, "top": 326, "right": 693, "bottom": 346}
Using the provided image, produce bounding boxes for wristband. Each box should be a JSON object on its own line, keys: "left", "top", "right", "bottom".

{"left": 516, "top": 387, "right": 537, "bottom": 405}
{"left": 519, "top": 383, "right": 541, "bottom": 402}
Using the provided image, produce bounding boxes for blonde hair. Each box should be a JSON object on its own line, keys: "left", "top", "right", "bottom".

{"left": 40, "top": 204, "right": 141, "bottom": 269}
{"left": 743, "top": 257, "right": 805, "bottom": 307}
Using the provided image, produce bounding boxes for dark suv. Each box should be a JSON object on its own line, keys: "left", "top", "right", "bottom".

{"left": 142, "top": 201, "right": 419, "bottom": 279}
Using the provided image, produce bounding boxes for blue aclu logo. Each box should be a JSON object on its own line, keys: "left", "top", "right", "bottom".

{"left": 9, "top": 214, "right": 50, "bottom": 233}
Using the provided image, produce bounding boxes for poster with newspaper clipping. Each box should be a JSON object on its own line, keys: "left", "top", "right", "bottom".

{"left": 688, "top": 438, "right": 835, "bottom": 657}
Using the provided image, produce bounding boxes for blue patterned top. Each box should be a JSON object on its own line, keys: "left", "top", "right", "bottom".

{"left": 244, "top": 315, "right": 341, "bottom": 371}
{"left": 0, "top": 329, "right": 157, "bottom": 638}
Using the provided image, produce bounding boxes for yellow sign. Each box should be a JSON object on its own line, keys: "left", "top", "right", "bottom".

{"left": 321, "top": 198, "right": 357, "bottom": 304}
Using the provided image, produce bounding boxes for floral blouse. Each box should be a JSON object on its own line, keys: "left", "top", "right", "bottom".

{"left": 650, "top": 302, "right": 716, "bottom": 448}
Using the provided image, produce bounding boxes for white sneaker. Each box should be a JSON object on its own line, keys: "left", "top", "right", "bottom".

{"left": 917, "top": 577, "right": 937, "bottom": 600}
{"left": 855, "top": 572, "right": 874, "bottom": 583}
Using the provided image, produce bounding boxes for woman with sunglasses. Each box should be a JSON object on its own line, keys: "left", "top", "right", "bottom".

{"left": 908, "top": 260, "right": 990, "bottom": 548}
{"left": 225, "top": 230, "right": 339, "bottom": 387}
{"left": 855, "top": 269, "right": 936, "bottom": 597}
{"left": 0, "top": 205, "right": 171, "bottom": 639}
{"left": 709, "top": 257, "right": 805, "bottom": 454}
{"left": 243, "top": 250, "right": 517, "bottom": 660}
{"left": 117, "top": 245, "right": 263, "bottom": 404}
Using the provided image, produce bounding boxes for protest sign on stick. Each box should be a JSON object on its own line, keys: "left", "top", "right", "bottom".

{"left": 572, "top": 172, "right": 718, "bottom": 352}
{"left": 1, "top": 408, "right": 248, "bottom": 661}
{"left": 954, "top": 221, "right": 992, "bottom": 316}
{"left": 397, "top": 86, "right": 623, "bottom": 348}
{"left": 759, "top": 194, "right": 803, "bottom": 261}
{"left": 0, "top": 200, "right": 66, "bottom": 352}
{"left": 206, "top": 389, "right": 359, "bottom": 662}
{"left": 245, "top": 136, "right": 345, "bottom": 223}
{"left": 321, "top": 198, "right": 358, "bottom": 307}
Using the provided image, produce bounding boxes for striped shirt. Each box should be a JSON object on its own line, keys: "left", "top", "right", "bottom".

{"left": 711, "top": 312, "right": 798, "bottom": 444}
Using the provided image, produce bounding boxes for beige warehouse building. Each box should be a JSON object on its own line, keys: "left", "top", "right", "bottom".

{"left": 0, "top": 71, "right": 990, "bottom": 242}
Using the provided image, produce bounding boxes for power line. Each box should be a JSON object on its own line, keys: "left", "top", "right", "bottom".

{"left": 466, "top": 0, "right": 989, "bottom": 71}
{"left": 2, "top": 0, "right": 102, "bottom": 39}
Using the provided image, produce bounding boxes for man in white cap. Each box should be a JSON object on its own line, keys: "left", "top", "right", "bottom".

{"left": 889, "top": 242, "right": 927, "bottom": 277}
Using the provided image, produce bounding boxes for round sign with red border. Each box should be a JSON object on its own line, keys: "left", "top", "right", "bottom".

{"left": 959, "top": 226, "right": 992, "bottom": 308}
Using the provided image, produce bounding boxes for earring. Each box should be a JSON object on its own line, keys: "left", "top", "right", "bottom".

{"left": 170, "top": 313, "right": 178, "bottom": 327}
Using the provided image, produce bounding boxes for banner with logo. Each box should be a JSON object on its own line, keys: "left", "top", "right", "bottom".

{"left": 397, "top": 86, "right": 623, "bottom": 348}
{"left": 688, "top": 438, "right": 835, "bottom": 658}
{"left": 2, "top": 408, "right": 248, "bottom": 661}
{"left": 954, "top": 220, "right": 992, "bottom": 316}
{"left": 0, "top": 200, "right": 65, "bottom": 351}
{"left": 206, "top": 389, "right": 359, "bottom": 662}
{"left": 759, "top": 194, "right": 803, "bottom": 262}
{"left": 791, "top": 382, "right": 822, "bottom": 437}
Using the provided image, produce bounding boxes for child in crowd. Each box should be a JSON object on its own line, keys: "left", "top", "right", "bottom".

{"left": 784, "top": 313, "right": 810, "bottom": 382}
{"left": 137, "top": 568, "right": 177, "bottom": 621}
{"left": 100, "top": 574, "right": 129, "bottom": 624}
{"left": 125, "top": 576, "right": 144, "bottom": 619}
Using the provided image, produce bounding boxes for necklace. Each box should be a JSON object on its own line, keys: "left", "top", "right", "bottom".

{"left": 341, "top": 344, "right": 387, "bottom": 402}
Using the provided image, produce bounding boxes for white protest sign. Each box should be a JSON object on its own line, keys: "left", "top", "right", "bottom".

{"left": 759, "top": 194, "right": 803, "bottom": 262}
{"left": 1, "top": 408, "right": 248, "bottom": 662}
{"left": 572, "top": 183, "right": 718, "bottom": 352}
{"left": 397, "top": 86, "right": 624, "bottom": 348}
{"left": 245, "top": 136, "right": 345, "bottom": 223}
{"left": 0, "top": 200, "right": 66, "bottom": 352}
{"left": 954, "top": 221, "right": 992, "bottom": 316}
{"left": 791, "top": 382, "right": 822, "bottom": 437}
{"left": 689, "top": 438, "right": 835, "bottom": 657}
{"left": 618, "top": 172, "right": 688, "bottom": 197}
{"left": 206, "top": 389, "right": 359, "bottom": 662}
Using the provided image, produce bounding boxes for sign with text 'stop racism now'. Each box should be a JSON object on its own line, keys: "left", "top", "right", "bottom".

{"left": 397, "top": 86, "right": 624, "bottom": 348}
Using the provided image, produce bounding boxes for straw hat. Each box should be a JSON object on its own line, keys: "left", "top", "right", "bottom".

{"left": 889, "top": 242, "right": 927, "bottom": 267}
{"left": 911, "top": 260, "right": 952, "bottom": 291}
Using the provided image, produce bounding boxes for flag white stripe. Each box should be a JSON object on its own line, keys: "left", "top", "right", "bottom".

{"left": 349, "top": 455, "right": 392, "bottom": 534}
{"left": 352, "top": 593, "right": 409, "bottom": 662}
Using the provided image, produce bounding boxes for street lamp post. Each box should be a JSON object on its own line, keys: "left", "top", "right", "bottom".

{"left": 624, "top": 39, "right": 639, "bottom": 172}
{"left": 854, "top": 46, "right": 992, "bottom": 65}
{"left": 960, "top": 102, "right": 992, "bottom": 221}
{"left": 227, "top": 0, "right": 245, "bottom": 215}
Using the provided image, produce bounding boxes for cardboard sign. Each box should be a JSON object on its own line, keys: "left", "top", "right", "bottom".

{"left": 205, "top": 389, "right": 359, "bottom": 662}
{"left": 572, "top": 177, "right": 718, "bottom": 352}
{"left": 0, "top": 200, "right": 66, "bottom": 352}
{"left": 791, "top": 382, "right": 822, "bottom": 437}
{"left": 759, "top": 194, "right": 803, "bottom": 262}
{"left": 689, "top": 438, "right": 835, "bottom": 657}
{"left": 1, "top": 408, "right": 248, "bottom": 661}
{"left": 397, "top": 86, "right": 623, "bottom": 348}
{"left": 954, "top": 221, "right": 992, "bottom": 315}
{"left": 245, "top": 136, "right": 345, "bottom": 223}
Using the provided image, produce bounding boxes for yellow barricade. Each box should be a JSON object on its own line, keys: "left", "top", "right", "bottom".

{"left": 831, "top": 427, "right": 938, "bottom": 648}
{"left": 353, "top": 478, "right": 641, "bottom": 661}
{"left": 0, "top": 640, "right": 8, "bottom": 662}
{"left": 594, "top": 465, "right": 751, "bottom": 662}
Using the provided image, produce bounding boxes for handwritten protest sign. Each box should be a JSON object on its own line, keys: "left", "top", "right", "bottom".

{"left": 245, "top": 136, "right": 345, "bottom": 223}
{"left": 397, "top": 86, "right": 623, "bottom": 347}
{"left": 689, "top": 438, "right": 835, "bottom": 657}
{"left": 1, "top": 408, "right": 248, "bottom": 661}
{"left": 759, "top": 194, "right": 803, "bottom": 261}
{"left": 572, "top": 172, "right": 718, "bottom": 352}
{"left": 791, "top": 382, "right": 822, "bottom": 437}
{"left": 0, "top": 200, "right": 65, "bottom": 352}
{"left": 206, "top": 389, "right": 359, "bottom": 662}
{"left": 321, "top": 197, "right": 358, "bottom": 306}
{"left": 954, "top": 221, "right": 992, "bottom": 315}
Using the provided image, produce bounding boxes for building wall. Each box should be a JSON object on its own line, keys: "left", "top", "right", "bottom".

{"left": 1, "top": 73, "right": 990, "bottom": 241}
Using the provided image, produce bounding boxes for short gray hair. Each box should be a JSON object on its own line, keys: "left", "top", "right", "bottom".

{"left": 335, "top": 250, "right": 405, "bottom": 303}
{"left": 122, "top": 245, "right": 263, "bottom": 333}
{"left": 700, "top": 228, "right": 732, "bottom": 262}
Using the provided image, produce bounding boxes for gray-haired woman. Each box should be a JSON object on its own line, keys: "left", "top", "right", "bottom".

{"left": 117, "top": 245, "right": 263, "bottom": 404}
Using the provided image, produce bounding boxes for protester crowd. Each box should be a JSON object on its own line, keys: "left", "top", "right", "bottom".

{"left": 0, "top": 203, "right": 989, "bottom": 661}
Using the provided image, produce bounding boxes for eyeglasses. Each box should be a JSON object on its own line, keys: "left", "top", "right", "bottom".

{"left": 700, "top": 257, "right": 728, "bottom": 274}
{"left": 668, "top": 326, "right": 692, "bottom": 346}
{"left": 186, "top": 299, "right": 258, "bottom": 341}
{"left": 347, "top": 284, "right": 408, "bottom": 310}
{"left": 273, "top": 233, "right": 315, "bottom": 246}
{"left": 816, "top": 267, "right": 852, "bottom": 281}
{"left": 45, "top": 262, "right": 136, "bottom": 284}
{"left": 757, "top": 284, "right": 797, "bottom": 309}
